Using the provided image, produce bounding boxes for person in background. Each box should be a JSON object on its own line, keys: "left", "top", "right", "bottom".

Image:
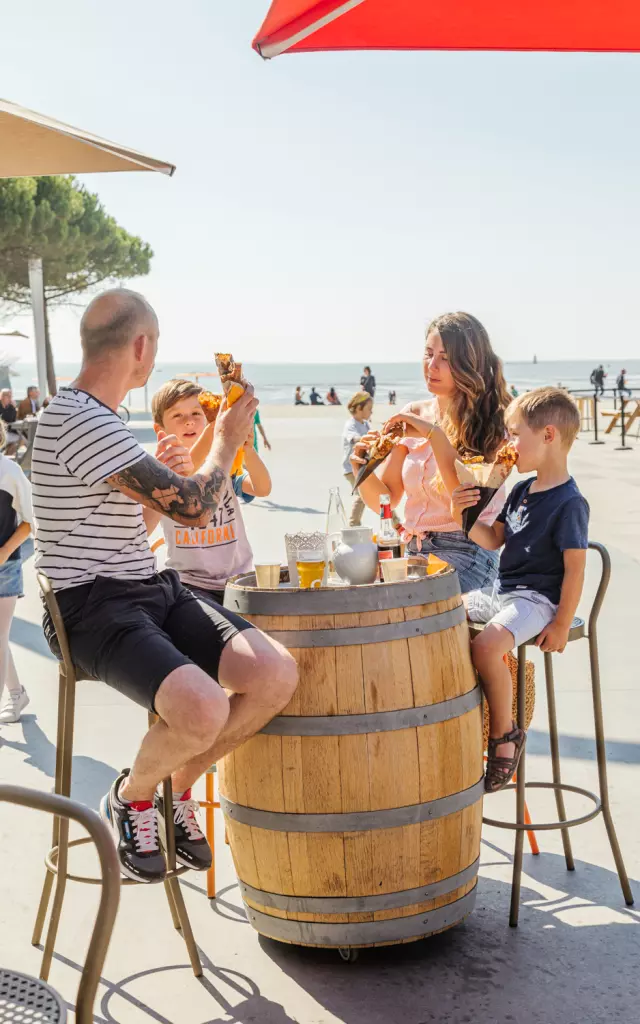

{"left": 590, "top": 365, "right": 606, "bottom": 396}
{"left": 0, "top": 390, "right": 19, "bottom": 456}
{"left": 294, "top": 386, "right": 307, "bottom": 406}
{"left": 0, "top": 419, "right": 33, "bottom": 723}
{"left": 388, "top": 390, "right": 397, "bottom": 406}
{"left": 510, "top": 384, "right": 519, "bottom": 398}
{"left": 17, "top": 386, "right": 41, "bottom": 419}
{"left": 360, "top": 366, "right": 376, "bottom": 399}
{"left": 148, "top": 379, "right": 272, "bottom": 605}
{"left": 616, "top": 369, "right": 631, "bottom": 399}
{"left": 309, "top": 387, "right": 324, "bottom": 406}
{"left": 343, "top": 391, "right": 373, "bottom": 527}
{"left": 253, "top": 409, "right": 271, "bottom": 450}
{"left": 326, "top": 387, "right": 341, "bottom": 406}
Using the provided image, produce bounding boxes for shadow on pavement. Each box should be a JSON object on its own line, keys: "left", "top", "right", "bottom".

{"left": 527, "top": 727, "right": 640, "bottom": 764}
{"left": 51, "top": 947, "right": 298, "bottom": 1024}
{"left": 258, "top": 850, "right": 639, "bottom": 1024}
{"left": 0, "top": 714, "right": 117, "bottom": 809}
{"left": 257, "top": 500, "right": 323, "bottom": 515}
{"left": 9, "top": 616, "right": 55, "bottom": 660}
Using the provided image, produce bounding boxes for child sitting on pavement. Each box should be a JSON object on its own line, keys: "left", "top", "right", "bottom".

{"left": 451, "top": 387, "right": 589, "bottom": 793}
{"left": 147, "top": 379, "right": 271, "bottom": 605}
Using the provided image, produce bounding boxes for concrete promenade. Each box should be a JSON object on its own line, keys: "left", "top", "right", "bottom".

{"left": 0, "top": 406, "right": 638, "bottom": 1023}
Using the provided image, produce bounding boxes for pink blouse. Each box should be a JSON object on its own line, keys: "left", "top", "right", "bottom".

{"left": 399, "top": 431, "right": 506, "bottom": 543}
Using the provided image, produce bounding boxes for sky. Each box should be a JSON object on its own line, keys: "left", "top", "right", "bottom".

{"left": 3, "top": 1, "right": 640, "bottom": 366}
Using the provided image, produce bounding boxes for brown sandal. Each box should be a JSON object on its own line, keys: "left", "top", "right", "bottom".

{"left": 485, "top": 722, "right": 526, "bottom": 794}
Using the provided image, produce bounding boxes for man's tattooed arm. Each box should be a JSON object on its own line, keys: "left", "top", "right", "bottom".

{"left": 107, "top": 453, "right": 228, "bottom": 527}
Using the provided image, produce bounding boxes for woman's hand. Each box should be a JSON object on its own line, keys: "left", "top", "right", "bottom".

{"left": 451, "top": 483, "right": 480, "bottom": 513}
{"left": 155, "top": 431, "right": 195, "bottom": 477}
{"left": 383, "top": 412, "right": 434, "bottom": 438}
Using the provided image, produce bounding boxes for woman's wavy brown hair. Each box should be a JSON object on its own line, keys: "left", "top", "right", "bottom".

{"left": 426, "top": 312, "right": 510, "bottom": 461}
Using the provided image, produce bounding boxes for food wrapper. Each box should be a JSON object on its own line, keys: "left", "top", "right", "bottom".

{"left": 214, "top": 352, "right": 246, "bottom": 406}
{"left": 352, "top": 423, "right": 404, "bottom": 492}
{"left": 455, "top": 443, "right": 517, "bottom": 536}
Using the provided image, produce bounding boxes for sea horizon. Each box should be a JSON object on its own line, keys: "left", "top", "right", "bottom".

{"left": 7, "top": 358, "right": 639, "bottom": 408}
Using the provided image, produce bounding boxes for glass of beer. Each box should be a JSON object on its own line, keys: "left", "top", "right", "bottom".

{"left": 296, "top": 549, "right": 325, "bottom": 590}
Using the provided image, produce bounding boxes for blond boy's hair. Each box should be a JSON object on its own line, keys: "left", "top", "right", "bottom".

{"left": 347, "top": 391, "right": 372, "bottom": 415}
{"left": 508, "top": 386, "right": 580, "bottom": 447}
{"left": 152, "top": 378, "right": 203, "bottom": 428}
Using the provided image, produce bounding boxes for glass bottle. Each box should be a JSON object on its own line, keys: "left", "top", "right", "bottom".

{"left": 377, "top": 493, "right": 401, "bottom": 577}
{"left": 326, "top": 487, "right": 347, "bottom": 579}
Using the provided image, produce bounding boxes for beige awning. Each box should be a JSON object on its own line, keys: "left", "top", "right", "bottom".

{"left": 0, "top": 97, "right": 175, "bottom": 178}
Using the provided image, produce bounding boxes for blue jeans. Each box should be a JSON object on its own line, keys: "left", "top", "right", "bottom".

{"left": 0, "top": 558, "right": 23, "bottom": 599}
{"left": 407, "top": 531, "right": 498, "bottom": 594}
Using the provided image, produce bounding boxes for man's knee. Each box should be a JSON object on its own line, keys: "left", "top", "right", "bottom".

{"left": 262, "top": 643, "right": 299, "bottom": 709}
{"left": 155, "top": 667, "right": 230, "bottom": 748}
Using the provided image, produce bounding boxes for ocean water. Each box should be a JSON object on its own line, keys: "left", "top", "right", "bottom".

{"left": 8, "top": 359, "right": 640, "bottom": 409}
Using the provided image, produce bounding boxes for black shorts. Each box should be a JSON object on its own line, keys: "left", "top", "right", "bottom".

{"left": 45, "top": 569, "right": 254, "bottom": 712}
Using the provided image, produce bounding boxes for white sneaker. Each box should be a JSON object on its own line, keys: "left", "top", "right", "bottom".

{"left": 0, "top": 686, "right": 30, "bottom": 723}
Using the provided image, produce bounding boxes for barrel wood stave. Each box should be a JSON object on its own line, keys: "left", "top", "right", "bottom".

{"left": 220, "top": 569, "right": 483, "bottom": 949}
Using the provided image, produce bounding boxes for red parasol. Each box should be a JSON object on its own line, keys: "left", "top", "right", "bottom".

{"left": 253, "top": 0, "right": 640, "bottom": 58}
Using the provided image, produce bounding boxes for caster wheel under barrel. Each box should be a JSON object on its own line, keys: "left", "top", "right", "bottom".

{"left": 338, "top": 947, "right": 359, "bottom": 963}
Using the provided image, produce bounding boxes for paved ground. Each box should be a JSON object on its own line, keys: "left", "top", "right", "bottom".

{"left": 1, "top": 408, "right": 638, "bottom": 1023}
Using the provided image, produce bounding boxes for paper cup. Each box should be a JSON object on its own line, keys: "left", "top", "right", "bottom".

{"left": 254, "top": 564, "right": 281, "bottom": 589}
{"left": 381, "top": 558, "right": 409, "bottom": 583}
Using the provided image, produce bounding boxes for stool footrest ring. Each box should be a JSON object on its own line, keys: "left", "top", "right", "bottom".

{"left": 45, "top": 836, "right": 190, "bottom": 885}
{"left": 483, "top": 781, "right": 601, "bottom": 832}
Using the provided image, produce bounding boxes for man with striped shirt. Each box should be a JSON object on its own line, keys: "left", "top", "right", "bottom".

{"left": 33, "top": 290, "right": 297, "bottom": 883}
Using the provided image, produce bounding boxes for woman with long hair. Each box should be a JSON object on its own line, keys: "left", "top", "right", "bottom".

{"left": 353, "top": 312, "right": 511, "bottom": 593}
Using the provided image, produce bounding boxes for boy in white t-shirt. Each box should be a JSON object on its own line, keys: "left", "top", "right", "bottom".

{"left": 147, "top": 379, "right": 271, "bottom": 604}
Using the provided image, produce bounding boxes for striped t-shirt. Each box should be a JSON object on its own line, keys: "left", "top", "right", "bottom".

{"left": 32, "top": 388, "right": 155, "bottom": 591}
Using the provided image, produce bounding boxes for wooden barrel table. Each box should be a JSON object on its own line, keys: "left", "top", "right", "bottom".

{"left": 220, "top": 567, "right": 483, "bottom": 952}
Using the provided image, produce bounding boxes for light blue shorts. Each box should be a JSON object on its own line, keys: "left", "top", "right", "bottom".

{"left": 407, "top": 531, "right": 499, "bottom": 594}
{"left": 467, "top": 583, "right": 557, "bottom": 647}
{"left": 0, "top": 559, "right": 24, "bottom": 599}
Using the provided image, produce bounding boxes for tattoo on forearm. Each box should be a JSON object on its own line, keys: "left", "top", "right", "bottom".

{"left": 108, "top": 455, "right": 227, "bottom": 526}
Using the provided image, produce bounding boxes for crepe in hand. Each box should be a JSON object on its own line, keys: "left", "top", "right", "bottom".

{"left": 214, "top": 352, "right": 246, "bottom": 405}
{"left": 455, "top": 442, "right": 518, "bottom": 536}
{"left": 198, "top": 391, "right": 223, "bottom": 423}
{"left": 352, "top": 423, "right": 405, "bottom": 492}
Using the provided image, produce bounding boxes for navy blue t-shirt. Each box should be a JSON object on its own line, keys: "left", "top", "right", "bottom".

{"left": 496, "top": 477, "right": 589, "bottom": 604}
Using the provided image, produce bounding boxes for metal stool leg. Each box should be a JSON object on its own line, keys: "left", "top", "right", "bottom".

{"left": 509, "top": 645, "right": 527, "bottom": 927}
{"left": 160, "top": 778, "right": 203, "bottom": 977}
{"left": 205, "top": 770, "right": 216, "bottom": 899}
{"left": 32, "top": 669, "right": 67, "bottom": 947}
{"left": 39, "top": 668, "right": 77, "bottom": 980}
{"left": 544, "top": 652, "right": 575, "bottom": 871}
{"left": 588, "top": 631, "right": 634, "bottom": 905}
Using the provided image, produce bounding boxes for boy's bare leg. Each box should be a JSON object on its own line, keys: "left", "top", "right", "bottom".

{"left": 472, "top": 623, "right": 517, "bottom": 760}
{"left": 171, "top": 628, "right": 298, "bottom": 794}
{"left": 119, "top": 666, "right": 230, "bottom": 802}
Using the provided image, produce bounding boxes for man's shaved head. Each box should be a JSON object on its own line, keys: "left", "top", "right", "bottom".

{"left": 80, "top": 289, "right": 158, "bottom": 360}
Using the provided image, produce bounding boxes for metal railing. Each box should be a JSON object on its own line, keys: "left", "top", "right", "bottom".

{"left": 565, "top": 386, "right": 637, "bottom": 450}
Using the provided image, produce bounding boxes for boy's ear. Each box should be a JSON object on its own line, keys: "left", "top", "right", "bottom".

{"left": 544, "top": 424, "right": 557, "bottom": 444}
{"left": 153, "top": 422, "right": 162, "bottom": 437}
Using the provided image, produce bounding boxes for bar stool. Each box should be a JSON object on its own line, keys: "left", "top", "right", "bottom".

{"left": 471, "top": 542, "right": 634, "bottom": 927}
{"left": 32, "top": 574, "right": 203, "bottom": 979}
{"left": 1, "top": 783, "right": 120, "bottom": 1024}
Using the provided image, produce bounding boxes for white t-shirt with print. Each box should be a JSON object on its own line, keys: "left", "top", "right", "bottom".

{"left": 162, "top": 474, "right": 253, "bottom": 591}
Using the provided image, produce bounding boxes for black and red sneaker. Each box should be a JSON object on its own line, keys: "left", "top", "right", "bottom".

{"left": 155, "top": 787, "right": 212, "bottom": 872}
{"left": 100, "top": 770, "right": 167, "bottom": 883}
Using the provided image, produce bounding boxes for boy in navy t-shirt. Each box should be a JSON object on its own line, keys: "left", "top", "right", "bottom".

{"left": 451, "top": 387, "right": 589, "bottom": 794}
